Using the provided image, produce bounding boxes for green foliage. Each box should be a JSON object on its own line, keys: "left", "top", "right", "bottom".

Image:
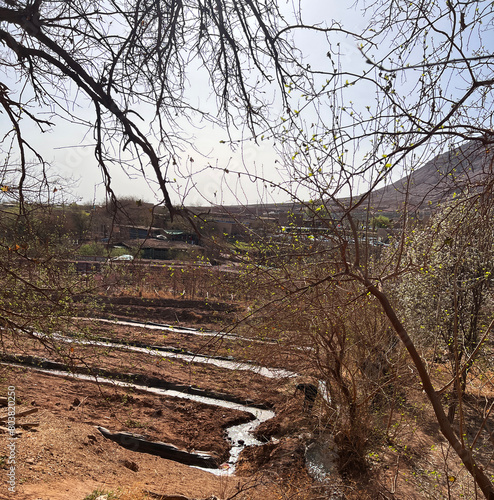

{"left": 83, "top": 489, "right": 118, "bottom": 500}
{"left": 77, "top": 243, "right": 137, "bottom": 259}
{"left": 78, "top": 242, "right": 108, "bottom": 257}
{"left": 125, "top": 418, "right": 145, "bottom": 429}
{"left": 371, "top": 215, "right": 391, "bottom": 229}
{"left": 110, "top": 247, "right": 132, "bottom": 258}
{"left": 0, "top": 201, "right": 97, "bottom": 363}
{"left": 232, "top": 240, "right": 253, "bottom": 254}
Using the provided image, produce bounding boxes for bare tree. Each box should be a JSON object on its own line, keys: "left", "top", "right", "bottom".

{"left": 0, "top": 0, "right": 317, "bottom": 214}
{"left": 2, "top": 0, "right": 494, "bottom": 497}
{"left": 212, "top": 1, "right": 494, "bottom": 497}
{"left": 0, "top": 0, "right": 311, "bottom": 372}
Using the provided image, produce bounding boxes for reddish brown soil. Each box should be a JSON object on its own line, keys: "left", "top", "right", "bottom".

{"left": 0, "top": 296, "right": 315, "bottom": 500}
{"left": 2, "top": 293, "right": 492, "bottom": 499}
{"left": 83, "top": 295, "right": 238, "bottom": 328}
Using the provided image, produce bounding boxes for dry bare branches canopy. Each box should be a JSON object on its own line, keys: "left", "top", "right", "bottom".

{"left": 0, "top": 1, "right": 493, "bottom": 206}
{"left": 0, "top": 0, "right": 306, "bottom": 211}
{"left": 1, "top": 0, "right": 494, "bottom": 497}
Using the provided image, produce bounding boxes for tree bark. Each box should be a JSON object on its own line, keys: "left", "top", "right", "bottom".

{"left": 365, "top": 279, "right": 494, "bottom": 499}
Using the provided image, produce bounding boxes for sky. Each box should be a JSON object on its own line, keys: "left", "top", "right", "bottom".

{"left": 1, "top": 0, "right": 368, "bottom": 208}
{"left": 2, "top": 1, "right": 492, "bottom": 208}
{"left": 76, "top": 0, "right": 369, "bottom": 207}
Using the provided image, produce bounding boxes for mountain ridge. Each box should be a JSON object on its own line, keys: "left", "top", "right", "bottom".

{"left": 368, "top": 140, "right": 494, "bottom": 213}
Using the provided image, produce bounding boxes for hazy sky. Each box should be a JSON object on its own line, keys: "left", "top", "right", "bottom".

{"left": 7, "top": 0, "right": 366, "bottom": 207}
{"left": 3, "top": 1, "right": 491, "bottom": 207}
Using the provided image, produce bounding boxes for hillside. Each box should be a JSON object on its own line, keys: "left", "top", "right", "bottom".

{"left": 192, "top": 140, "right": 494, "bottom": 223}
{"left": 369, "top": 139, "right": 494, "bottom": 213}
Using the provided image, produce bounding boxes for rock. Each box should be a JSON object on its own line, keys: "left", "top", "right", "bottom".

{"left": 305, "top": 435, "right": 339, "bottom": 482}
{"left": 121, "top": 459, "right": 139, "bottom": 472}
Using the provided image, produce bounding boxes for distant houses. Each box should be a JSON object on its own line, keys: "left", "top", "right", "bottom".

{"left": 109, "top": 226, "right": 202, "bottom": 261}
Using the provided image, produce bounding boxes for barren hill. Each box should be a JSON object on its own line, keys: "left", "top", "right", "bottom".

{"left": 369, "top": 140, "right": 494, "bottom": 213}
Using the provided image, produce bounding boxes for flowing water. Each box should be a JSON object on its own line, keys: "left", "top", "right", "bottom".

{"left": 10, "top": 321, "right": 332, "bottom": 476}
{"left": 79, "top": 317, "right": 281, "bottom": 344}
{"left": 37, "top": 331, "right": 297, "bottom": 379}
{"left": 1, "top": 362, "right": 274, "bottom": 474}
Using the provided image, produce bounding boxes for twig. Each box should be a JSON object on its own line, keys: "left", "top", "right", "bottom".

{"left": 0, "top": 407, "right": 38, "bottom": 422}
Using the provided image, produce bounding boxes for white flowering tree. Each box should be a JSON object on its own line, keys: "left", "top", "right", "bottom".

{"left": 396, "top": 193, "right": 494, "bottom": 416}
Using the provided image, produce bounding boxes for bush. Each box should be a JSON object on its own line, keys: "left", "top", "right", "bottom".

{"left": 78, "top": 242, "right": 107, "bottom": 257}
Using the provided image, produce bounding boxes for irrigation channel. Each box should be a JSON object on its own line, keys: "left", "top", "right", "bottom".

{"left": 4, "top": 319, "right": 331, "bottom": 477}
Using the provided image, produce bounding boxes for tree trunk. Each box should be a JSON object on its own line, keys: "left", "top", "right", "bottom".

{"left": 365, "top": 280, "right": 494, "bottom": 499}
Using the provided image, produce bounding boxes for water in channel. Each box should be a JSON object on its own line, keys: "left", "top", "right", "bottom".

{"left": 2, "top": 363, "right": 274, "bottom": 475}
